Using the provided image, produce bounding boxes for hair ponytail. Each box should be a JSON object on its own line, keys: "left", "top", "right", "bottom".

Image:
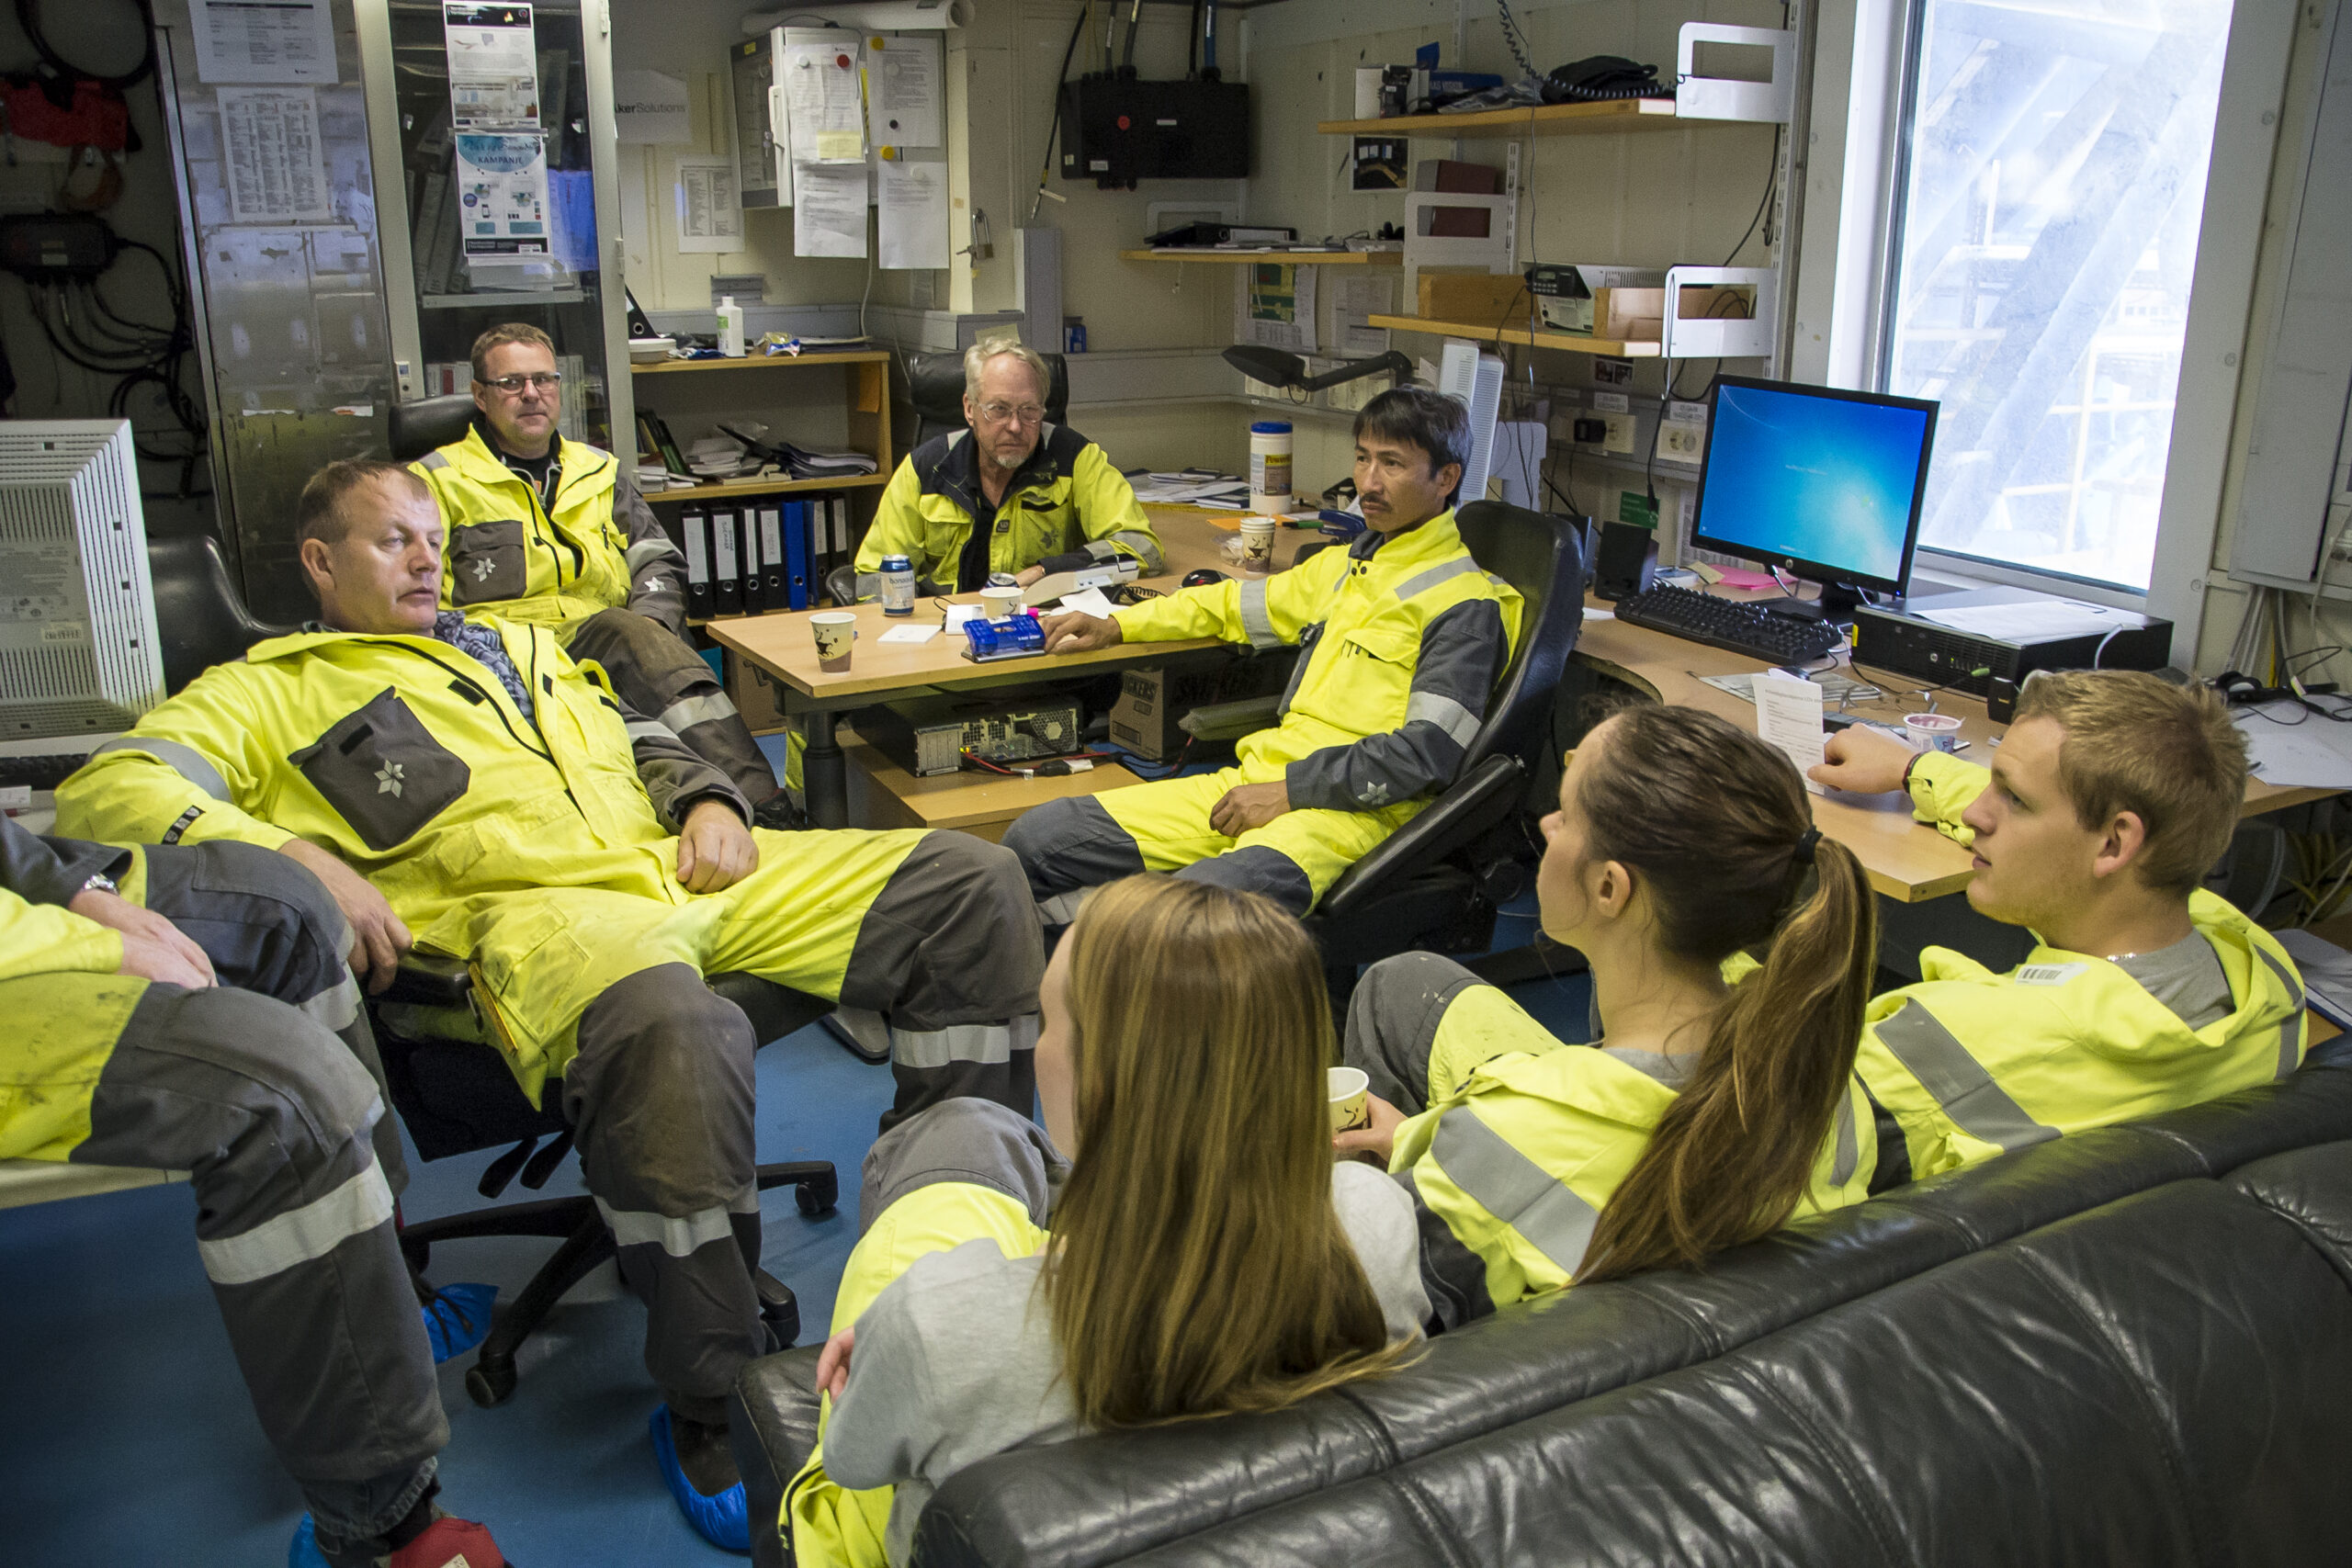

{"left": 1563, "top": 705, "right": 1879, "bottom": 1286}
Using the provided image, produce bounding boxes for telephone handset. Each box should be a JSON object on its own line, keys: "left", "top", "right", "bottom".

{"left": 1545, "top": 56, "right": 1664, "bottom": 103}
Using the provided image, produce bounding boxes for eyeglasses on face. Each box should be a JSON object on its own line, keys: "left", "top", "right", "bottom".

{"left": 976, "top": 401, "right": 1045, "bottom": 426}
{"left": 481, "top": 372, "right": 564, "bottom": 395}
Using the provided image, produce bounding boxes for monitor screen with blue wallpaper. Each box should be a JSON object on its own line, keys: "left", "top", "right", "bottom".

{"left": 1690, "top": 377, "right": 1939, "bottom": 594}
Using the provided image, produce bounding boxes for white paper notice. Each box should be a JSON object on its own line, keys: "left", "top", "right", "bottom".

{"left": 878, "top": 624, "right": 941, "bottom": 644}
{"left": 871, "top": 36, "right": 943, "bottom": 149}
{"left": 783, "top": 40, "right": 866, "bottom": 163}
{"left": 452, "top": 132, "right": 551, "bottom": 257}
{"left": 1332, "top": 274, "right": 1395, "bottom": 358}
{"left": 1057, "top": 586, "right": 1116, "bottom": 618}
{"left": 193, "top": 0, "right": 337, "bottom": 85}
{"left": 674, "top": 156, "right": 744, "bottom": 253}
{"left": 217, "top": 87, "right": 334, "bottom": 222}
{"left": 614, "top": 70, "right": 689, "bottom": 144}
{"left": 1752, "top": 671, "right": 1827, "bottom": 795}
{"left": 793, "top": 160, "right": 868, "bottom": 258}
{"left": 1234, "top": 263, "right": 1317, "bottom": 355}
{"left": 443, "top": 1, "right": 540, "bottom": 130}
{"left": 876, "top": 155, "right": 948, "bottom": 270}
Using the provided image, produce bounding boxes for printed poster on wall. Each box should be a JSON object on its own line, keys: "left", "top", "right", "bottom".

{"left": 217, "top": 86, "right": 334, "bottom": 222}
{"left": 443, "top": 2, "right": 540, "bottom": 130}
{"left": 192, "top": 0, "right": 337, "bottom": 85}
{"left": 1234, "top": 263, "right": 1317, "bottom": 355}
{"left": 453, "top": 131, "right": 551, "bottom": 258}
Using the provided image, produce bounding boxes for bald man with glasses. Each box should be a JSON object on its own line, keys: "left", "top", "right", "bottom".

{"left": 852, "top": 340, "right": 1162, "bottom": 598}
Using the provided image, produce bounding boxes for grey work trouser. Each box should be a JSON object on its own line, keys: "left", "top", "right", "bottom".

{"left": 52, "top": 842, "right": 443, "bottom": 1556}
{"left": 561, "top": 606, "right": 782, "bottom": 805}
{"left": 858, "top": 1097, "right": 1068, "bottom": 1241}
{"left": 1343, "top": 951, "right": 1503, "bottom": 1331}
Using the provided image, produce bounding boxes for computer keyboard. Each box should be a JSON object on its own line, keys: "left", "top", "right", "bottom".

{"left": 0, "top": 752, "right": 92, "bottom": 791}
{"left": 1615, "top": 584, "right": 1848, "bottom": 664}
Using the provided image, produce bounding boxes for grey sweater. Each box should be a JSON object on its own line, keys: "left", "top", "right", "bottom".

{"left": 823, "top": 1160, "right": 1430, "bottom": 1563}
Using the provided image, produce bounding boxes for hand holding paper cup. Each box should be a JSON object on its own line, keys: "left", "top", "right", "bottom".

{"left": 1903, "top": 712, "right": 1963, "bottom": 752}
{"left": 811, "top": 612, "right": 857, "bottom": 671}
{"left": 1328, "top": 1066, "right": 1371, "bottom": 1133}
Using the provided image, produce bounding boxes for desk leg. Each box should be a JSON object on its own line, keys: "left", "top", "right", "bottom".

{"left": 804, "top": 713, "right": 849, "bottom": 829}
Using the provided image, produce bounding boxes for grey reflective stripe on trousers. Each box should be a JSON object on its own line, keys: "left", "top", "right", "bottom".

{"left": 626, "top": 719, "right": 672, "bottom": 744}
{"left": 892, "top": 1016, "right": 1040, "bottom": 1071}
{"left": 1395, "top": 557, "right": 1487, "bottom": 603}
{"left": 627, "top": 537, "right": 684, "bottom": 571}
{"left": 1830, "top": 1081, "right": 1859, "bottom": 1188}
{"left": 2247, "top": 944, "right": 2306, "bottom": 1077}
{"left": 1404, "top": 690, "right": 1482, "bottom": 748}
{"left": 91, "top": 736, "right": 232, "bottom": 802}
{"left": 198, "top": 1155, "right": 397, "bottom": 1287}
{"left": 1871, "top": 1001, "right": 2059, "bottom": 1153}
{"left": 1238, "top": 577, "right": 1285, "bottom": 649}
{"left": 596, "top": 1182, "right": 759, "bottom": 1259}
{"left": 1430, "top": 1104, "right": 1600, "bottom": 1278}
{"left": 658, "top": 692, "right": 741, "bottom": 733}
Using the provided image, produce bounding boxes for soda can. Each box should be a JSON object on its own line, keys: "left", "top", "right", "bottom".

{"left": 879, "top": 554, "right": 917, "bottom": 615}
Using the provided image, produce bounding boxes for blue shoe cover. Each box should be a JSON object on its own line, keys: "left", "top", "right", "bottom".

{"left": 288, "top": 1516, "right": 329, "bottom": 1568}
{"left": 650, "top": 1404, "right": 750, "bottom": 1553}
{"left": 422, "top": 1281, "right": 499, "bottom": 1364}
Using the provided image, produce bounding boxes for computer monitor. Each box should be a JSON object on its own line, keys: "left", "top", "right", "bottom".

{"left": 1688, "top": 375, "right": 1938, "bottom": 622}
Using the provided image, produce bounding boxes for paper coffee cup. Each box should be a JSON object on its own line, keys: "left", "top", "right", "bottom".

{"left": 1903, "top": 712, "right": 1962, "bottom": 752}
{"left": 811, "top": 612, "right": 857, "bottom": 671}
{"left": 1238, "top": 518, "right": 1276, "bottom": 575}
{"left": 1329, "top": 1066, "right": 1371, "bottom": 1133}
{"left": 980, "top": 585, "right": 1023, "bottom": 619}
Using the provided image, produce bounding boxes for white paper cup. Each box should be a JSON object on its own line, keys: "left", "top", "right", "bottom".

{"left": 1903, "top": 712, "right": 1962, "bottom": 752}
{"left": 1238, "top": 518, "right": 1277, "bottom": 575}
{"left": 1329, "top": 1066, "right": 1371, "bottom": 1133}
{"left": 980, "top": 585, "right": 1023, "bottom": 619}
{"left": 811, "top": 612, "right": 858, "bottom": 671}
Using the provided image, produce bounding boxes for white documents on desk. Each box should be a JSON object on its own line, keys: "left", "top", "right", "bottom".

{"left": 878, "top": 623, "right": 941, "bottom": 644}
{"left": 2232, "top": 701, "right": 2352, "bottom": 789}
{"left": 1753, "top": 670, "right": 1827, "bottom": 795}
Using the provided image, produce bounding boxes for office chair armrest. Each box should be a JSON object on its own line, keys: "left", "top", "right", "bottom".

{"left": 731, "top": 1348, "right": 829, "bottom": 1568}
{"left": 1316, "top": 754, "right": 1528, "bottom": 923}
{"left": 379, "top": 952, "right": 474, "bottom": 1009}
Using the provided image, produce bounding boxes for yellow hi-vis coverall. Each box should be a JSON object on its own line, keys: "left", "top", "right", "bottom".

{"left": 1002, "top": 511, "right": 1522, "bottom": 918}
{"left": 413, "top": 422, "right": 781, "bottom": 804}
{"left": 2, "top": 818, "right": 447, "bottom": 1555}
{"left": 1858, "top": 751, "right": 2309, "bottom": 1183}
{"left": 1345, "top": 952, "right": 1873, "bottom": 1326}
{"left": 57, "top": 613, "right": 1044, "bottom": 1423}
{"left": 853, "top": 423, "right": 1163, "bottom": 597}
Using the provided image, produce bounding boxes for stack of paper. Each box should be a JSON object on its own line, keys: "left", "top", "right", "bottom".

{"left": 1127, "top": 468, "right": 1251, "bottom": 507}
{"left": 769, "top": 439, "right": 878, "bottom": 479}
{"left": 685, "top": 434, "right": 762, "bottom": 479}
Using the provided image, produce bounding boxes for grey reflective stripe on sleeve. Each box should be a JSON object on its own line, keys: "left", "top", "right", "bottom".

{"left": 2252, "top": 945, "right": 2306, "bottom": 1077}
{"left": 891, "top": 1018, "right": 1038, "bottom": 1071}
{"left": 417, "top": 451, "right": 450, "bottom": 472}
{"left": 197, "top": 1156, "right": 395, "bottom": 1286}
{"left": 657, "top": 692, "right": 741, "bottom": 732}
{"left": 1831, "top": 1083, "right": 1859, "bottom": 1187}
{"left": 1395, "top": 557, "right": 1487, "bottom": 603}
{"left": 90, "top": 736, "right": 232, "bottom": 802}
{"left": 300, "top": 973, "right": 361, "bottom": 1034}
{"left": 1080, "top": 538, "right": 1119, "bottom": 562}
{"left": 1430, "top": 1103, "right": 1600, "bottom": 1278}
{"left": 1113, "top": 529, "right": 1165, "bottom": 571}
{"left": 594, "top": 1198, "right": 735, "bottom": 1258}
{"left": 1405, "top": 690, "right": 1482, "bottom": 749}
{"left": 626, "top": 719, "right": 672, "bottom": 744}
{"left": 627, "top": 537, "right": 684, "bottom": 571}
{"left": 1238, "top": 577, "right": 1284, "bottom": 649}
{"left": 1871, "top": 1001, "right": 2059, "bottom": 1153}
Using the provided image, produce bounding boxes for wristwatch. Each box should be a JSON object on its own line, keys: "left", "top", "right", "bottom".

{"left": 1900, "top": 750, "right": 1926, "bottom": 794}
{"left": 78, "top": 873, "right": 119, "bottom": 897}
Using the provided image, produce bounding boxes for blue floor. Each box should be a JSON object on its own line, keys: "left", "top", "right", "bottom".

{"left": 0, "top": 879, "right": 1588, "bottom": 1563}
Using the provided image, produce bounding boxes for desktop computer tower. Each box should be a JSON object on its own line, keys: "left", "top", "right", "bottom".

{"left": 1851, "top": 589, "right": 2172, "bottom": 699}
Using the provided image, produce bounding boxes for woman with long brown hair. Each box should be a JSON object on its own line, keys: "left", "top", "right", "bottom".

{"left": 781, "top": 875, "right": 1425, "bottom": 1566}
{"left": 1335, "top": 702, "right": 1880, "bottom": 1326}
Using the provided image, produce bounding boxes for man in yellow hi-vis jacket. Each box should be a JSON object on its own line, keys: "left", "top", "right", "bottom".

{"left": 1, "top": 813, "right": 515, "bottom": 1566}
{"left": 852, "top": 340, "right": 1161, "bottom": 598}
{"left": 1811, "top": 670, "right": 2308, "bottom": 1185}
{"left": 1003, "top": 387, "right": 1521, "bottom": 919}
{"left": 56, "top": 458, "right": 1044, "bottom": 1549}
{"left": 412, "top": 322, "right": 790, "bottom": 820}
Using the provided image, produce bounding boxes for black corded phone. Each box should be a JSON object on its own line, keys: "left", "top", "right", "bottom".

{"left": 1545, "top": 56, "right": 1663, "bottom": 102}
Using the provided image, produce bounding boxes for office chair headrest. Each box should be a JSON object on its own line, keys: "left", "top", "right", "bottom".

{"left": 390, "top": 393, "right": 480, "bottom": 462}
{"left": 905, "top": 351, "right": 1071, "bottom": 424}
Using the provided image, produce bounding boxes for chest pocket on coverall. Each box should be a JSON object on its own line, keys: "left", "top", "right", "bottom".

{"left": 1329, "top": 623, "right": 1418, "bottom": 713}
{"left": 290, "top": 687, "right": 473, "bottom": 851}
{"left": 447, "top": 518, "right": 529, "bottom": 604}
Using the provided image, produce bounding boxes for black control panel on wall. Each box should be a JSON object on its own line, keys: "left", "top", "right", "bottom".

{"left": 1059, "top": 78, "right": 1250, "bottom": 188}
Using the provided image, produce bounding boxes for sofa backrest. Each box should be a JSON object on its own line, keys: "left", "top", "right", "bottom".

{"left": 910, "top": 1055, "right": 2352, "bottom": 1567}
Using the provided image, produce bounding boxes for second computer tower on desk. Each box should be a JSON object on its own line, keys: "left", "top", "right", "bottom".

{"left": 1851, "top": 588, "right": 2172, "bottom": 700}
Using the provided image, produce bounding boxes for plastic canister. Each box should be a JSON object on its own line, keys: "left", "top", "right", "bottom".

{"left": 878, "top": 554, "right": 917, "bottom": 615}
{"left": 717, "top": 296, "right": 746, "bottom": 357}
{"left": 1250, "top": 421, "right": 1293, "bottom": 515}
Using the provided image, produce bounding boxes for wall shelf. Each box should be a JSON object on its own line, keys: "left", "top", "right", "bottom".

{"left": 1318, "top": 98, "right": 1688, "bottom": 141}
{"left": 632, "top": 349, "right": 889, "bottom": 376}
{"left": 1368, "top": 312, "right": 1662, "bottom": 358}
{"left": 421, "top": 289, "right": 586, "bottom": 310}
{"left": 641, "top": 472, "right": 888, "bottom": 503}
{"left": 1117, "top": 248, "right": 1401, "bottom": 265}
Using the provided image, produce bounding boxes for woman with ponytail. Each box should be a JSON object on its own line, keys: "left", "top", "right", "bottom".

{"left": 1335, "top": 703, "right": 1880, "bottom": 1326}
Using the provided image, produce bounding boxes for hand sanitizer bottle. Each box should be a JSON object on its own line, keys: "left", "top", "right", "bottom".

{"left": 717, "top": 296, "right": 746, "bottom": 357}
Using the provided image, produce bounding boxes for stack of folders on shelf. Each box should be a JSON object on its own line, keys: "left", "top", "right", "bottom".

{"left": 666, "top": 495, "right": 861, "bottom": 617}
{"left": 632, "top": 411, "right": 700, "bottom": 492}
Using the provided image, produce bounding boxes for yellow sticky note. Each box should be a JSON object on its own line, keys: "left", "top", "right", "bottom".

{"left": 815, "top": 130, "right": 863, "bottom": 162}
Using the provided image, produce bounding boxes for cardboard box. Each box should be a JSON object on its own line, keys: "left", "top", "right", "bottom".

{"left": 727, "top": 651, "right": 792, "bottom": 734}
{"left": 1525, "top": 264, "right": 1669, "bottom": 334}
{"left": 1108, "top": 658, "right": 1295, "bottom": 760}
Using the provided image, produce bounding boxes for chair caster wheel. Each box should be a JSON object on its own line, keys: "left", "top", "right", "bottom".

{"left": 465, "top": 1359, "right": 517, "bottom": 1407}
{"left": 795, "top": 1171, "right": 838, "bottom": 1216}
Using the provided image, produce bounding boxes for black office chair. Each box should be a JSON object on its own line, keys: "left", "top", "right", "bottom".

{"left": 147, "top": 532, "right": 298, "bottom": 692}
{"left": 390, "top": 392, "right": 479, "bottom": 463}
{"left": 374, "top": 955, "right": 842, "bottom": 1407}
{"left": 903, "top": 349, "right": 1069, "bottom": 450}
{"left": 1304, "top": 502, "right": 1587, "bottom": 1006}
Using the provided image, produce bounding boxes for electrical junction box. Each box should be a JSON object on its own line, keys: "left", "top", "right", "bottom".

{"left": 1059, "top": 77, "right": 1250, "bottom": 188}
{"left": 862, "top": 693, "right": 1085, "bottom": 777}
{"left": 0, "top": 211, "right": 116, "bottom": 281}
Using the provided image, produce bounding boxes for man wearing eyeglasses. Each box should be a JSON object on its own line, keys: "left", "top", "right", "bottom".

{"left": 410, "top": 323, "right": 794, "bottom": 827}
{"left": 852, "top": 339, "right": 1162, "bottom": 596}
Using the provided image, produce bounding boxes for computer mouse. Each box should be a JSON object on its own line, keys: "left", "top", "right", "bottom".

{"left": 1181, "top": 568, "right": 1227, "bottom": 588}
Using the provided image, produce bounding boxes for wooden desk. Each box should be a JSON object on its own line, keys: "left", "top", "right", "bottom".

{"left": 708, "top": 509, "right": 1274, "bottom": 827}
{"left": 1575, "top": 598, "right": 2335, "bottom": 903}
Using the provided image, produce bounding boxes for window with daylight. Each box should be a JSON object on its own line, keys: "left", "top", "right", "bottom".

{"left": 1881, "top": 0, "right": 2237, "bottom": 591}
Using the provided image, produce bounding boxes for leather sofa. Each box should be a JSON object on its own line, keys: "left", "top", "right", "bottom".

{"left": 732, "top": 1038, "right": 2352, "bottom": 1566}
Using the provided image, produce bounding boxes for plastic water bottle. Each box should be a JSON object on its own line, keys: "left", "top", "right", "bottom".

{"left": 879, "top": 554, "right": 917, "bottom": 615}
